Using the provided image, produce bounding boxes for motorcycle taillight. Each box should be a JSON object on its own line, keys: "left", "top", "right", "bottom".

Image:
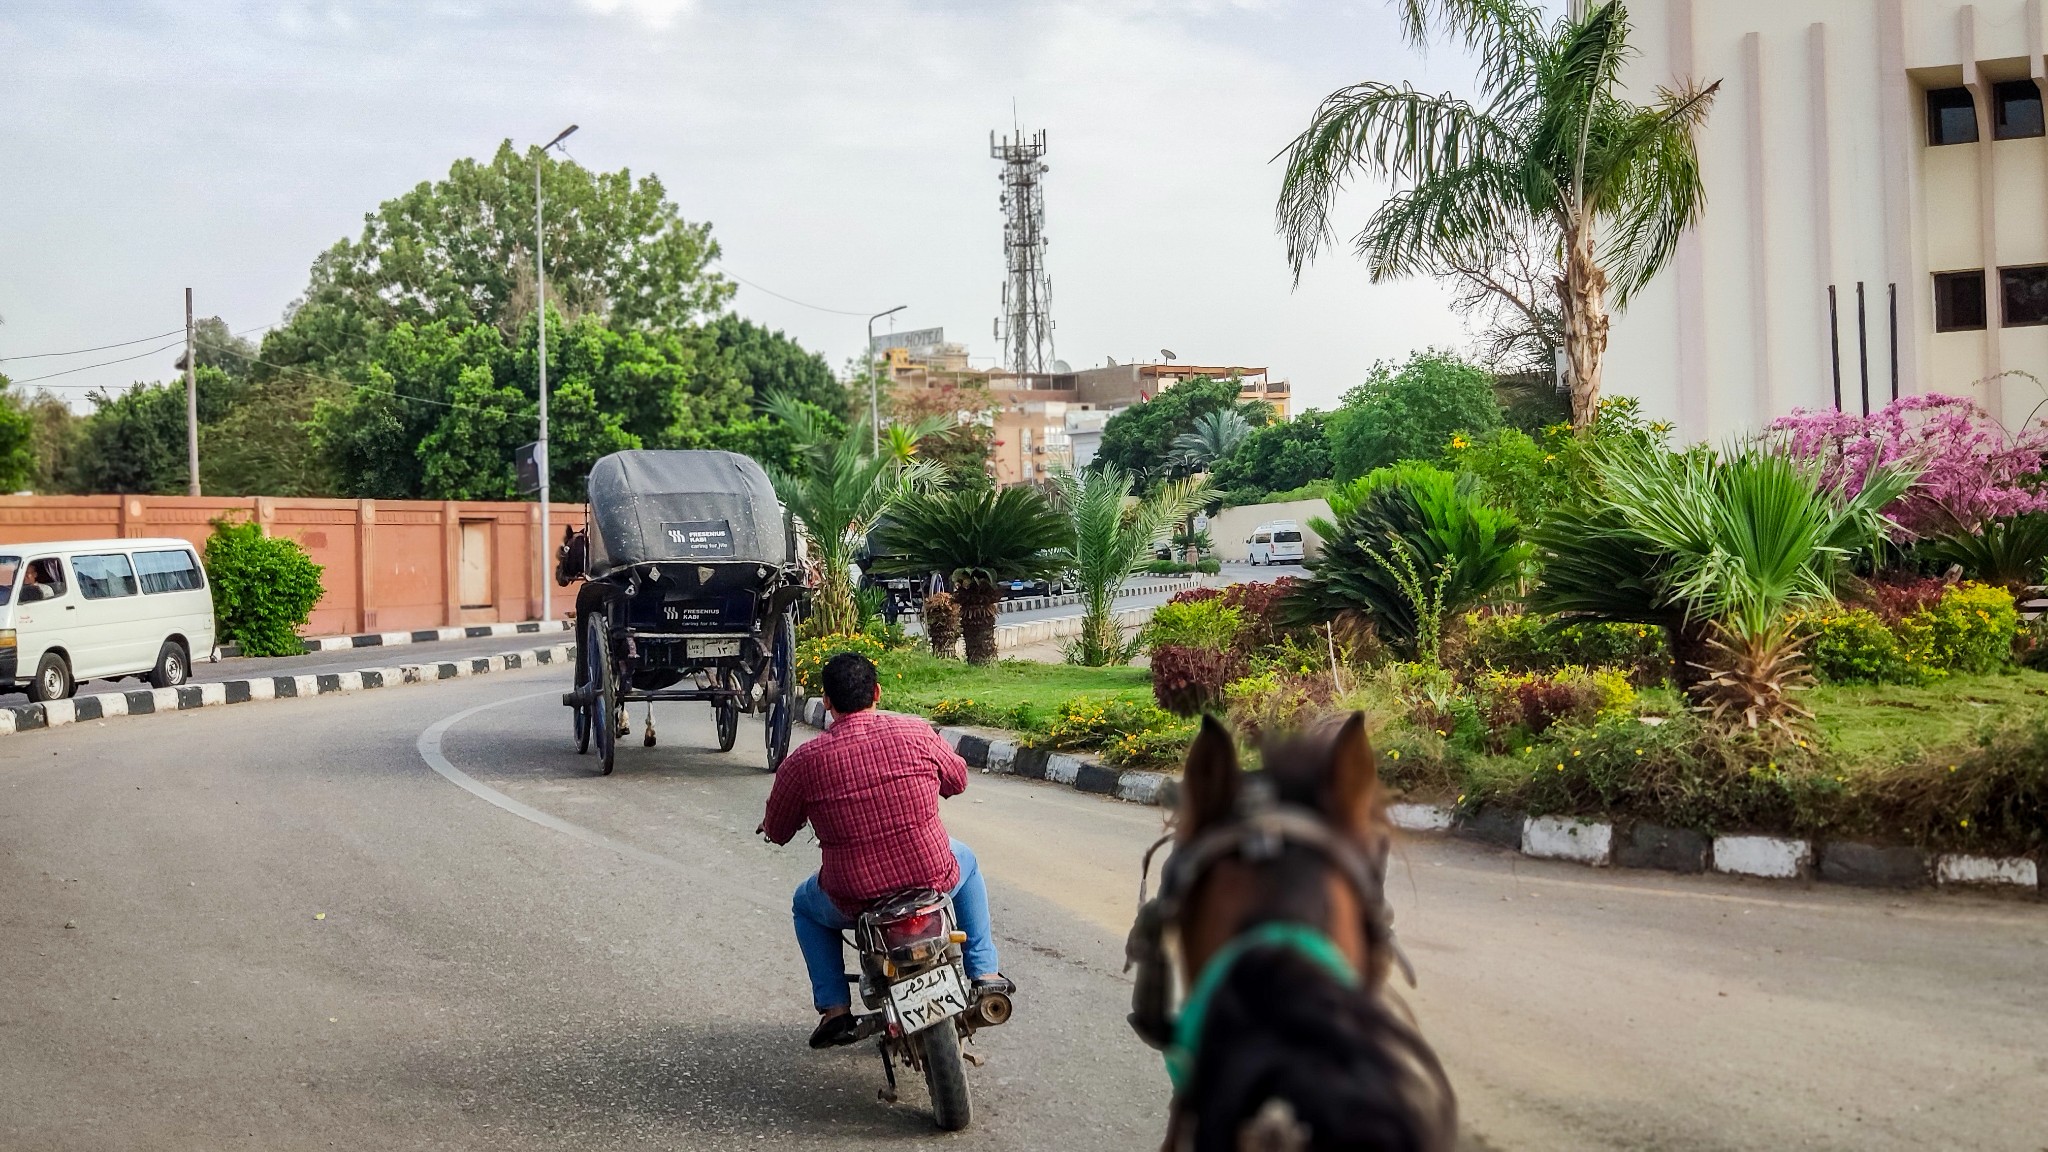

{"left": 879, "top": 909, "right": 943, "bottom": 951}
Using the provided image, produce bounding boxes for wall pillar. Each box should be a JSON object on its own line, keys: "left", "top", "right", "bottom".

{"left": 356, "top": 499, "right": 376, "bottom": 633}
{"left": 1743, "top": 31, "right": 1775, "bottom": 422}
{"left": 1670, "top": 0, "right": 1710, "bottom": 438}
{"left": 441, "top": 501, "right": 461, "bottom": 628}
{"left": 1878, "top": 0, "right": 1920, "bottom": 400}
{"left": 1809, "top": 23, "right": 1839, "bottom": 407}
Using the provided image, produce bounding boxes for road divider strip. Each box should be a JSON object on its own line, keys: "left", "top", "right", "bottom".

{"left": 0, "top": 644, "right": 577, "bottom": 736}
{"left": 221, "top": 618, "right": 573, "bottom": 658}
{"left": 807, "top": 701, "right": 2040, "bottom": 901}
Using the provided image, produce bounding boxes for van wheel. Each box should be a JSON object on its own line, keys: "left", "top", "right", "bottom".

{"left": 149, "top": 641, "right": 190, "bottom": 689}
{"left": 28, "top": 652, "right": 74, "bottom": 702}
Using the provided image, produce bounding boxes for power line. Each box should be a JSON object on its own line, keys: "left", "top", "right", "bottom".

{"left": 6, "top": 339, "right": 190, "bottom": 385}
{"left": 719, "top": 267, "right": 879, "bottom": 317}
{"left": 0, "top": 328, "right": 184, "bottom": 363}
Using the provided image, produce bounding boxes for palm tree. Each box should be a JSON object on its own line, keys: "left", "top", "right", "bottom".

{"left": 1051, "top": 465, "right": 1208, "bottom": 666}
{"left": 1168, "top": 410, "right": 1250, "bottom": 561}
{"left": 1276, "top": 0, "right": 1718, "bottom": 427}
{"left": 873, "top": 485, "right": 1070, "bottom": 665}
{"left": 762, "top": 394, "right": 943, "bottom": 638}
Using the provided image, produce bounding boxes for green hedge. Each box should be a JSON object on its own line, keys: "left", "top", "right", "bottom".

{"left": 203, "top": 518, "right": 324, "bottom": 657}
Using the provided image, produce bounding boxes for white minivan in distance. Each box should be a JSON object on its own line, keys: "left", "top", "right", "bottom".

{"left": 0, "top": 538, "right": 216, "bottom": 701}
{"left": 1245, "top": 521, "right": 1306, "bottom": 566}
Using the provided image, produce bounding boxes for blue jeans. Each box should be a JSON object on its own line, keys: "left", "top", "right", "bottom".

{"left": 792, "top": 838, "right": 999, "bottom": 1012}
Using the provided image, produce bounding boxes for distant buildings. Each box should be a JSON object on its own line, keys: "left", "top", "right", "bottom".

{"left": 874, "top": 333, "right": 1291, "bottom": 485}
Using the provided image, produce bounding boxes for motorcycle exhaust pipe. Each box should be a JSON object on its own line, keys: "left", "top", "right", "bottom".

{"left": 971, "top": 991, "right": 1012, "bottom": 1027}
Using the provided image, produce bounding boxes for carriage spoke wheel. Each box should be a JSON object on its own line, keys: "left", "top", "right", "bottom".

{"left": 572, "top": 625, "right": 593, "bottom": 754}
{"left": 589, "top": 615, "right": 617, "bottom": 776}
{"left": 715, "top": 669, "right": 741, "bottom": 753}
{"left": 763, "top": 610, "right": 795, "bottom": 772}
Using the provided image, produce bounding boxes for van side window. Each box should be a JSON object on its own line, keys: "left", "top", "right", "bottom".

{"left": 74, "top": 553, "right": 140, "bottom": 600}
{"left": 23, "top": 558, "right": 67, "bottom": 601}
{"left": 135, "top": 549, "right": 205, "bottom": 594}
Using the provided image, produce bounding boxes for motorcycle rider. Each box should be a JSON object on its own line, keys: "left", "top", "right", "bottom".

{"left": 758, "top": 651, "right": 1013, "bottom": 1049}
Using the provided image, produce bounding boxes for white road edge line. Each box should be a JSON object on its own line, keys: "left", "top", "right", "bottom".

{"left": 415, "top": 692, "right": 699, "bottom": 880}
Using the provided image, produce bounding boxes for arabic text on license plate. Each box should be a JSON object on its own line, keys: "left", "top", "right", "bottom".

{"left": 888, "top": 964, "right": 970, "bottom": 1032}
{"left": 685, "top": 638, "right": 742, "bottom": 658}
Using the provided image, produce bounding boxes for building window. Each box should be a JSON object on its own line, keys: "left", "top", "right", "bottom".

{"left": 2001, "top": 265, "right": 2048, "bottom": 327}
{"left": 1926, "top": 87, "right": 1979, "bottom": 146}
{"left": 1934, "top": 270, "right": 1987, "bottom": 331}
{"left": 1994, "top": 80, "right": 2045, "bottom": 140}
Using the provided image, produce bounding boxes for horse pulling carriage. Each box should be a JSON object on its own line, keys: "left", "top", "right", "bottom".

{"left": 562, "top": 450, "right": 806, "bottom": 775}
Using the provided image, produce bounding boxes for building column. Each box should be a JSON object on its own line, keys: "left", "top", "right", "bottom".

{"left": 1962, "top": 5, "right": 2004, "bottom": 422}
{"left": 1671, "top": 0, "right": 1710, "bottom": 438}
{"left": 1743, "top": 32, "right": 1775, "bottom": 422}
{"left": 1809, "top": 23, "right": 1840, "bottom": 408}
{"left": 1877, "top": 0, "right": 1920, "bottom": 400}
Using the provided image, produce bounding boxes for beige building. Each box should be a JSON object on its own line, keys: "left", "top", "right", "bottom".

{"left": 1609, "top": 0, "right": 2048, "bottom": 437}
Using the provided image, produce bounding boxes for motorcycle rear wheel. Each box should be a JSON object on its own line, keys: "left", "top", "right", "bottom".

{"left": 917, "top": 1023, "right": 972, "bottom": 1131}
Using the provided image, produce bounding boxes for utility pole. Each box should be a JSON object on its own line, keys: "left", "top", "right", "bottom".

{"left": 184, "top": 288, "right": 200, "bottom": 496}
{"left": 866, "top": 305, "right": 906, "bottom": 454}
{"left": 535, "top": 123, "right": 577, "bottom": 623}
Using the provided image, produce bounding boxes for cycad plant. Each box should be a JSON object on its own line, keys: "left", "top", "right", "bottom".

{"left": 873, "top": 485, "right": 1069, "bottom": 665}
{"left": 1292, "top": 462, "right": 1530, "bottom": 659}
{"left": 1538, "top": 443, "right": 1916, "bottom": 735}
{"left": 1276, "top": 0, "right": 1717, "bottom": 426}
{"left": 1050, "top": 465, "right": 1208, "bottom": 666}
{"left": 762, "top": 394, "right": 944, "bottom": 638}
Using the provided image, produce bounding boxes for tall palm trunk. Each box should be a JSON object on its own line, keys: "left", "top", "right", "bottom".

{"left": 1079, "top": 581, "right": 1122, "bottom": 666}
{"left": 956, "top": 584, "right": 1003, "bottom": 666}
{"left": 812, "top": 566, "right": 859, "bottom": 638}
{"left": 1561, "top": 220, "right": 1611, "bottom": 429}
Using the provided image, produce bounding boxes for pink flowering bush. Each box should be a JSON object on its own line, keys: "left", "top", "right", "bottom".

{"left": 1770, "top": 394, "right": 2048, "bottom": 536}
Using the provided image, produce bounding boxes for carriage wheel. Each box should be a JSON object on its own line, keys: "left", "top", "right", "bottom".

{"left": 589, "top": 615, "right": 617, "bottom": 776}
{"left": 715, "top": 698, "right": 740, "bottom": 752}
{"left": 572, "top": 626, "right": 592, "bottom": 754}
{"left": 764, "top": 610, "right": 795, "bottom": 772}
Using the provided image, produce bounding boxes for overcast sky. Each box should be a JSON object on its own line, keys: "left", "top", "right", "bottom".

{"left": 0, "top": 1, "right": 1505, "bottom": 415}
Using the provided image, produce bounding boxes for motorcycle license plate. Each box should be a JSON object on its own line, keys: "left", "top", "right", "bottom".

{"left": 685, "top": 638, "right": 741, "bottom": 658}
{"left": 888, "top": 963, "right": 971, "bottom": 1032}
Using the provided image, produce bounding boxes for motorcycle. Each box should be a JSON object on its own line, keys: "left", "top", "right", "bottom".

{"left": 847, "top": 887, "right": 1013, "bottom": 1131}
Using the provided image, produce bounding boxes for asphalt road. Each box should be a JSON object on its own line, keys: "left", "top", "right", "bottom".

{"left": 4, "top": 662, "right": 2043, "bottom": 1150}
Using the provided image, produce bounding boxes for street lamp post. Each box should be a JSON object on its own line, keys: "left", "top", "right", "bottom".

{"left": 535, "top": 123, "right": 578, "bottom": 624}
{"left": 866, "top": 305, "right": 906, "bottom": 454}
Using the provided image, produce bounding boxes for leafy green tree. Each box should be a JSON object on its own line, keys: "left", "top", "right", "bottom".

{"left": 1094, "top": 376, "right": 1263, "bottom": 485}
{"left": 201, "top": 376, "right": 344, "bottom": 497}
{"left": 278, "top": 141, "right": 732, "bottom": 350}
{"left": 1211, "top": 411, "right": 1334, "bottom": 503}
{"left": 707, "top": 315, "right": 847, "bottom": 418}
{"left": 64, "top": 368, "right": 244, "bottom": 495}
{"left": 1328, "top": 350, "right": 1501, "bottom": 480}
{"left": 19, "top": 390, "right": 83, "bottom": 494}
{"left": 0, "top": 380, "right": 35, "bottom": 492}
{"left": 1277, "top": 0, "right": 1717, "bottom": 426}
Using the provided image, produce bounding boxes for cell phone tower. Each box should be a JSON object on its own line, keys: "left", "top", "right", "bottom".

{"left": 991, "top": 127, "right": 1054, "bottom": 376}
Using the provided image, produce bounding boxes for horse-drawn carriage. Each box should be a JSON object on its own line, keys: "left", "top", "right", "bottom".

{"left": 562, "top": 450, "right": 806, "bottom": 775}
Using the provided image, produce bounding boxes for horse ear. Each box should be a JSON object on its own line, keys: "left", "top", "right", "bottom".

{"left": 1323, "top": 710, "right": 1381, "bottom": 830}
{"left": 1177, "top": 714, "right": 1240, "bottom": 841}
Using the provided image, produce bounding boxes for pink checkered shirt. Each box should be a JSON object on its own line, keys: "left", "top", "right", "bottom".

{"left": 762, "top": 708, "right": 967, "bottom": 912}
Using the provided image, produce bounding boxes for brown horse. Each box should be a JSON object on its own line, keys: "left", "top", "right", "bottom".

{"left": 1126, "top": 713, "right": 1456, "bottom": 1151}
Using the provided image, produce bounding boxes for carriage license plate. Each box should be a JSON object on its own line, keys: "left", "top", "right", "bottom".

{"left": 685, "top": 638, "right": 741, "bottom": 658}
{"left": 888, "top": 963, "right": 971, "bottom": 1032}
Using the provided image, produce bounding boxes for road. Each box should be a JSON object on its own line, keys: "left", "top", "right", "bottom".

{"left": 4, "top": 660, "right": 2043, "bottom": 1150}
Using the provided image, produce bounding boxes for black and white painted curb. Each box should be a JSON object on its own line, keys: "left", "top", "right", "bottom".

{"left": 797, "top": 698, "right": 1178, "bottom": 807}
{"left": 219, "top": 619, "right": 573, "bottom": 659}
{"left": 1385, "top": 802, "right": 2041, "bottom": 897}
{"left": 0, "top": 643, "right": 576, "bottom": 736}
{"left": 797, "top": 699, "right": 2039, "bottom": 898}
{"left": 986, "top": 576, "right": 1204, "bottom": 617}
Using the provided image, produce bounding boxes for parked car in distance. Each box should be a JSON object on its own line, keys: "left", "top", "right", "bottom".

{"left": 1246, "top": 521, "right": 1306, "bottom": 566}
{"left": 0, "top": 538, "right": 216, "bottom": 701}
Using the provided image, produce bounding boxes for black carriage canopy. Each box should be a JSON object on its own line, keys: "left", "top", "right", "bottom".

{"left": 582, "top": 450, "right": 791, "bottom": 580}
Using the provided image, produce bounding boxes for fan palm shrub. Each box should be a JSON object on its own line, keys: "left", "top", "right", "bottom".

{"left": 1276, "top": 0, "right": 1717, "bottom": 426}
{"left": 762, "top": 394, "right": 945, "bottom": 638}
{"left": 873, "top": 485, "right": 1069, "bottom": 665}
{"left": 1920, "top": 514, "right": 2048, "bottom": 593}
{"left": 1536, "top": 443, "right": 1916, "bottom": 735}
{"left": 1291, "top": 462, "right": 1530, "bottom": 660}
{"left": 1049, "top": 464, "right": 1208, "bottom": 666}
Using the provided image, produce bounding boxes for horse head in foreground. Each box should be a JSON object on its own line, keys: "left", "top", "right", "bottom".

{"left": 1127, "top": 712, "right": 1457, "bottom": 1151}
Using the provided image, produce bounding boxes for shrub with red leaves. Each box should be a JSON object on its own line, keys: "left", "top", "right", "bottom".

{"left": 1513, "top": 678, "right": 1581, "bottom": 735}
{"left": 1150, "top": 643, "right": 1245, "bottom": 716}
{"left": 1166, "top": 586, "right": 1223, "bottom": 606}
{"left": 1868, "top": 577, "right": 1949, "bottom": 624}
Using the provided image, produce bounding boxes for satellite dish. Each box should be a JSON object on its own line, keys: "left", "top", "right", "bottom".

{"left": 1052, "top": 359, "right": 1072, "bottom": 374}
{"left": 1160, "top": 349, "right": 1177, "bottom": 362}
{"left": 1106, "top": 356, "right": 1118, "bottom": 367}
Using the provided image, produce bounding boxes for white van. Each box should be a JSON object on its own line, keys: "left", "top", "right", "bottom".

{"left": 1246, "top": 521, "right": 1306, "bottom": 566}
{"left": 0, "top": 538, "right": 216, "bottom": 701}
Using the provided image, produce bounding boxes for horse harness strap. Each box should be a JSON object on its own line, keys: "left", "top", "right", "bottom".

{"left": 1162, "top": 921, "right": 1359, "bottom": 1095}
{"left": 1124, "top": 780, "right": 1411, "bottom": 1081}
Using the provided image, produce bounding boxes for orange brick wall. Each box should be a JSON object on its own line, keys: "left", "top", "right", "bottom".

{"left": 0, "top": 496, "right": 587, "bottom": 636}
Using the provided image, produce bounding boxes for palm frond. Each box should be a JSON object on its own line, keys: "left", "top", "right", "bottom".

{"left": 1356, "top": 159, "right": 1529, "bottom": 280}
{"left": 1598, "top": 80, "right": 1719, "bottom": 304}
{"left": 1389, "top": 0, "right": 1548, "bottom": 99}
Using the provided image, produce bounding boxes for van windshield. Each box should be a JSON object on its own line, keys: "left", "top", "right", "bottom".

{"left": 0, "top": 555, "right": 18, "bottom": 604}
{"left": 1274, "top": 531, "right": 1303, "bottom": 544}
